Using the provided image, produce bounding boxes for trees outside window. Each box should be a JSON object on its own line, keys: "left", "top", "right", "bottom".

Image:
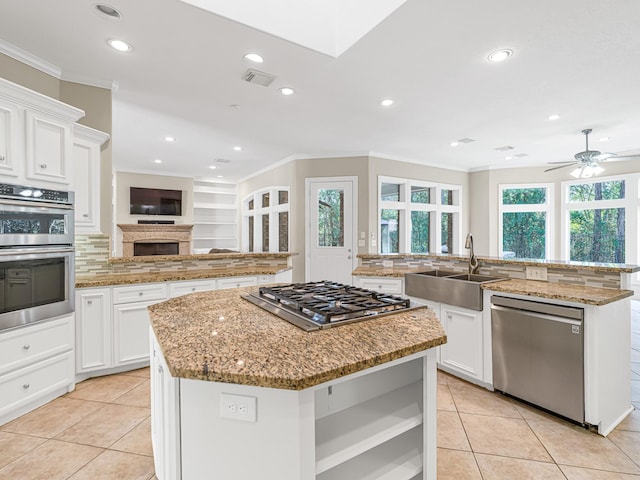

{"left": 499, "top": 185, "right": 553, "bottom": 259}
{"left": 243, "top": 187, "right": 290, "bottom": 252}
{"left": 564, "top": 178, "right": 627, "bottom": 263}
{"left": 379, "top": 176, "right": 461, "bottom": 254}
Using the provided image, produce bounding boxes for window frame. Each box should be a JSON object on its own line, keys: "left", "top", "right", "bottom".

{"left": 498, "top": 183, "right": 554, "bottom": 259}
{"left": 242, "top": 186, "right": 290, "bottom": 253}
{"left": 378, "top": 175, "right": 462, "bottom": 254}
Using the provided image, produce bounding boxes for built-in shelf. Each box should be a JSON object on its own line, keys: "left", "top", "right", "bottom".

{"left": 315, "top": 380, "right": 423, "bottom": 475}
{"left": 192, "top": 180, "right": 238, "bottom": 251}
{"left": 316, "top": 426, "right": 423, "bottom": 480}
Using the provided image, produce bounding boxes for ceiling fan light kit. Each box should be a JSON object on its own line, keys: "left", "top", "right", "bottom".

{"left": 570, "top": 164, "right": 604, "bottom": 179}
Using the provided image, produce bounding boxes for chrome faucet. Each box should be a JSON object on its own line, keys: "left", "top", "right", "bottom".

{"left": 465, "top": 233, "right": 479, "bottom": 274}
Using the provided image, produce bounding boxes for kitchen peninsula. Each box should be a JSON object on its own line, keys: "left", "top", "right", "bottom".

{"left": 148, "top": 287, "right": 446, "bottom": 480}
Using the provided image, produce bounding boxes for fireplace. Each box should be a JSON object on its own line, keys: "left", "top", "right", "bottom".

{"left": 118, "top": 224, "right": 193, "bottom": 257}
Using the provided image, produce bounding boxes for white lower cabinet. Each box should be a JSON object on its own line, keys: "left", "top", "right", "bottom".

{"left": 357, "top": 277, "right": 403, "bottom": 295}
{"left": 150, "top": 332, "right": 181, "bottom": 480}
{"left": 75, "top": 288, "right": 111, "bottom": 372}
{"left": 113, "top": 301, "right": 160, "bottom": 366}
{"left": 0, "top": 314, "right": 75, "bottom": 425}
{"left": 169, "top": 279, "right": 216, "bottom": 298}
{"left": 217, "top": 276, "right": 258, "bottom": 289}
{"left": 438, "top": 304, "right": 484, "bottom": 382}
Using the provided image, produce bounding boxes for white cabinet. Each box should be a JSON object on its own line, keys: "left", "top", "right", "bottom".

{"left": 0, "top": 315, "right": 75, "bottom": 425}
{"left": 150, "top": 332, "right": 181, "bottom": 480}
{"left": 192, "top": 179, "right": 238, "bottom": 253}
{"left": 357, "top": 277, "right": 403, "bottom": 295}
{"left": 0, "top": 98, "right": 20, "bottom": 178}
{"left": 75, "top": 288, "right": 112, "bottom": 373}
{"left": 73, "top": 124, "right": 109, "bottom": 233}
{"left": 169, "top": 279, "right": 216, "bottom": 298}
{"left": 112, "top": 284, "right": 168, "bottom": 367}
{"left": 0, "top": 78, "right": 84, "bottom": 187}
{"left": 438, "top": 304, "right": 484, "bottom": 383}
{"left": 217, "top": 276, "right": 257, "bottom": 289}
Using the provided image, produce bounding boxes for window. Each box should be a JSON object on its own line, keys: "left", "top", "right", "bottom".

{"left": 562, "top": 176, "right": 629, "bottom": 263}
{"left": 378, "top": 176, "right": 461, "bottom": 254}
{"left": 499, "top": 184, "right": 553, "bottom": 259}
{"left": 243, "top": 187, "right": 290, "bottom": 252}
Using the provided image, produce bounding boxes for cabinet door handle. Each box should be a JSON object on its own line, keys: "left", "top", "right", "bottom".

{"left": 40, "top": 163, "right": 47, "bottom": 169}
{"left": 191, "top": 287, "right": 196, "bottom": 292}
{"left": 23, "top": 383, "right": 30, "bottom": 390}
{"left": 158, "top": 365, "right": 163, "bottom": 374}
{"left": 447, "top": 314, "right": 452, "bottom": 320}
{"left": 23, "top": 344, "right": 31, "bottom": 350}
{"left": 83, "top": 213, "right": 89, "bottom": 218}
{"left": 87, "top": 300, "right": 93, "bottom": 305}
{"left": 138, "top": 292, "right": 143, "bottom": 296}
{"left": 0, "top": 154, "right": 5, "bottom": 162}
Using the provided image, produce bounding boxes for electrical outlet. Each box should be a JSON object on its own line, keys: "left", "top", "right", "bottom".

{"left": 371, "top": 240, "right": 377, "bottom": 247}
{"left": 358, "top": 239, "right": 365, "bottom": 247}
{"left": 360, "top": 231, "right": 365, "bottom": 239}
{"left": 220, "top": 393, "right": 257, "bottom": 422}
{"left": 525, "top": 266, "right": 548, "bottom": 281}
{"left": 382, "top": 260, "right": 393, "bottom": 268}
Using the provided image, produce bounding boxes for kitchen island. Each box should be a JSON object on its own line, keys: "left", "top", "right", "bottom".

{"left": 148, "top": 287, "right": 446, "bottom": 480}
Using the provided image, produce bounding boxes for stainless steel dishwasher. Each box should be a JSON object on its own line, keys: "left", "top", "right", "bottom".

{"left": 491, "top": 295, "right": 585, "bottom": 424}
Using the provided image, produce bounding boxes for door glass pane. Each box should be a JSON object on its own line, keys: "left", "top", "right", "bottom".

{"left": 410, "top": 186, "right": 431, "bottom": 204}
{"left": 248, "top": 216, "right": 254, "bottom": 252}
{"left": 502, "top": 212, "right": 546, "bottom": 259}
{"left": 279, "top": 212, "right": 288, "bottom": 252}
{"left": 262, "top": 215, "right": 269, "bottom": 252}
{"left": 569, "top": 180, "right": 625, "bottom": 202}
{"left": 411, "top": 211, "right": 429, "bottom": 253}
{"left": 381, "top": 183, "right": 400, "bottom": 201}
{"left": 441, "top": 212, "right": 453, "bottom": 253}
{"left": 381, "top": 209, "right": 399, "bottom": 253}
{"left": 318, "top": 189, "right": 344, "bottom": 247}
{"left": 502, "top": 188, "right": 546, "bottom": 205}
{"left": 570, "top": 208, "right": 625, "bottom": 262}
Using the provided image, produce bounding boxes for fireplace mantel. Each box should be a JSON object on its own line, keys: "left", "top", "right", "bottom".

{"left": 118, "top": 224, "right": 193, "bottom": 256}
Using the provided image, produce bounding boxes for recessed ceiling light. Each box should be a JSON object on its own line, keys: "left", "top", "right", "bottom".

{"left": 154, "top": 159, "right": 162, "bottom": 164}
{"left": 163, "top": 136, "right": 176, "bottom": 142}
{"left": 243, "top": 53, "right": 264, "bottom": 63}
{"left": 505, "top": 156, "right": 512, "bottom": 160}
{"left": 107, "top": 38, "right": 132, "bottom": 52}
{"left": 380, "top": 99, "right": 394, "bottom": 107}
{"left": 279, "top": 87, "right": 295, "bottom": 96}
{"left": 450, "top": 141, "right": 459, "bottom": 147}
{"left": 217, "top": 175, "right": 224, "bottom": 178}
{"left": 488, "top": 49, "right": 513, "bottom": 63}
{"left": 209, "top": 165, "right": 217, "bottom": 170}
{"left": 548, "top": 114, "right": 560, "bottom": 121}
{"left": 233, "top": 146, "right": 242, "bottom": 151}
{"left": 94, "top": 4, "right": 122, "bottom": 19}
{"left": 600, "top": 137, "right": 610, "bottom": 142}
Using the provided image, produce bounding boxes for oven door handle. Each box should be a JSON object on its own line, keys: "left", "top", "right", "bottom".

{"left": 0, "top": 198, "right": 73, "bottom": 210}
{"left": 0, "top": 246, "right": 75, "bottom": 257}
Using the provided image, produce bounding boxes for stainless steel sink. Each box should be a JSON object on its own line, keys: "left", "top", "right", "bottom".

{"left": 405, "top": 270, "right": 507, "bottom": 311}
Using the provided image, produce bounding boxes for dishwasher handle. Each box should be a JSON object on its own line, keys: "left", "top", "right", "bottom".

{"left": 491, "top": 304, "right": 582, "bottom": 326}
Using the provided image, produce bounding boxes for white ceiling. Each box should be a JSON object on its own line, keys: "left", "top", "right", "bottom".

{"left": 1, "top": 0, "right": 639, "bottom": 182}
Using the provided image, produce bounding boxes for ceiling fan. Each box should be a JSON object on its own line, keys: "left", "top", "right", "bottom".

{"left": 545, "top": 128, "right": 640, "bottom": 178}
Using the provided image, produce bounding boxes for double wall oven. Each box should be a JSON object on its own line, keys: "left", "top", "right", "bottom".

{"left": 0, "top": 183, "right": 75, "bottom": 332}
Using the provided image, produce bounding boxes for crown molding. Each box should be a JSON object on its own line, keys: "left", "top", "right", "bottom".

{"left": 0, "top": 39, "right": 62, "bottom": 78}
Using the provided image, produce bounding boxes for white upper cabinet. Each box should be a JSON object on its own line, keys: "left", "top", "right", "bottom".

{"left": 73, "top": 124, "right": 109, "bottom": 233}
{"left": 0, "top": 77, "right": 84, "bottom": 187}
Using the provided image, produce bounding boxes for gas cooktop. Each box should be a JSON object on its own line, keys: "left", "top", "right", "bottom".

{"left": 242, "top": 281, "right": 416, "bottom": 331}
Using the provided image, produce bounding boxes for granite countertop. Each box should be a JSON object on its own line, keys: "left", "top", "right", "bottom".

{"left": 109, "top": 252, "right": 296, "bottom": 264}
{"left": 352, "top": 266, "right": 426, "bottom": 277}
{"left": 356, "top": 254, "right": 640, "bottom": 273}
{"left": 148, "top": 287, "right": 446, "bottom": 390}
{"left": 76, "top": 266, "right": 292, "bottom": 288}
{"left": 482, "top": 278, "right": 634, "bottom": 306}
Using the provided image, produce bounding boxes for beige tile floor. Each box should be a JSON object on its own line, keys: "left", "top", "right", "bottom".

{"left": 0, "top": 300, "right": 638, "bottom": 479}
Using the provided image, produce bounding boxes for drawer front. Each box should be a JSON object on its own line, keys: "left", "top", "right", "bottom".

{"left": 113, "top": 283, "right": 168, "bottom": 305}
{"left": 217, "top": 276, "right": 257, "bottom": 290}
{"left": 7, "top": 268, "right": 30, "bottom": 279}
{"left": 0, "top": 352, "right": 74, "bottom": 416}
{"left": 169, "top": 280, "right": 216, "bottom": 298}
{"left": 0, "top": 316, "right": 73, "bottom": 376}
{"left": 359, "top": 278, "right": 403, "bottom": 295}
{"left": 257, "top": 275, "right": 274, "bottom": 284}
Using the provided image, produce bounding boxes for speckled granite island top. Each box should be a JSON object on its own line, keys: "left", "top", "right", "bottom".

{"left": 483, "top": 278, "right": 633, "bottom": 306}
{"left": 148, "top": 287, "right": 446, "bottom": 390}
{"left": 76, "top": 266, "right": 291, "bottom": 288}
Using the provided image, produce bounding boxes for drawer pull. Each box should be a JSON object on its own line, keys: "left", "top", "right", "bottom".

{"left": 23, "top": 344, "right": 31, "bottom": 350}
{"left": 40, "top": 163, "right": 47, "bottom": 169}
{"left": 138, "top": 292, "right": 143, "bottom": 296}
{"left": 0, "top": 154, "right": 5, "bottom": 162}
{"left": 23, "top": 383, "right": 30, "bottom": 390}
{"left": 191, "top": 287, "right": 196, "bottom": 292}
{"left": 83, "top": 213, "right": 89, "bottom": 218}
{"left": 158, "top": 365, "right": 163, "bottom": 374}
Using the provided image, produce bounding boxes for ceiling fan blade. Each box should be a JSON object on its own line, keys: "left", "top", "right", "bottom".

{"left": 544, "top": 162, "right": 577, "bottom": 172}
{"left": 599, "top": 154, "right": 640, "bottom": 162}
{"left": 547, "top": 161, "right": 576, "bottom": 165}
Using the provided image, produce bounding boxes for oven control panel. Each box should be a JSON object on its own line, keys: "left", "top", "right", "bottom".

{"left": 0, "top": 183, "right": 72, "bottom": 204}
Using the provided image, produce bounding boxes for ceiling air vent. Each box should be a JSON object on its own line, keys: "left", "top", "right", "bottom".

{"left": 242, "top": 69, "right": 276, "bottom": 87}
{"left": 494, "top": 145, "right": 514, "bottom": 151}
{"left": 457, "top": 138, "right": 475, "bottom": 143}
{"left": 513, "top": 153, "right": 528, "bottom": 158}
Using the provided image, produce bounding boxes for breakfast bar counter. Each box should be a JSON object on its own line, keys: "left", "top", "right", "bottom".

{"left": 148, "top": 286, "right": 446, "bottom": 480}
